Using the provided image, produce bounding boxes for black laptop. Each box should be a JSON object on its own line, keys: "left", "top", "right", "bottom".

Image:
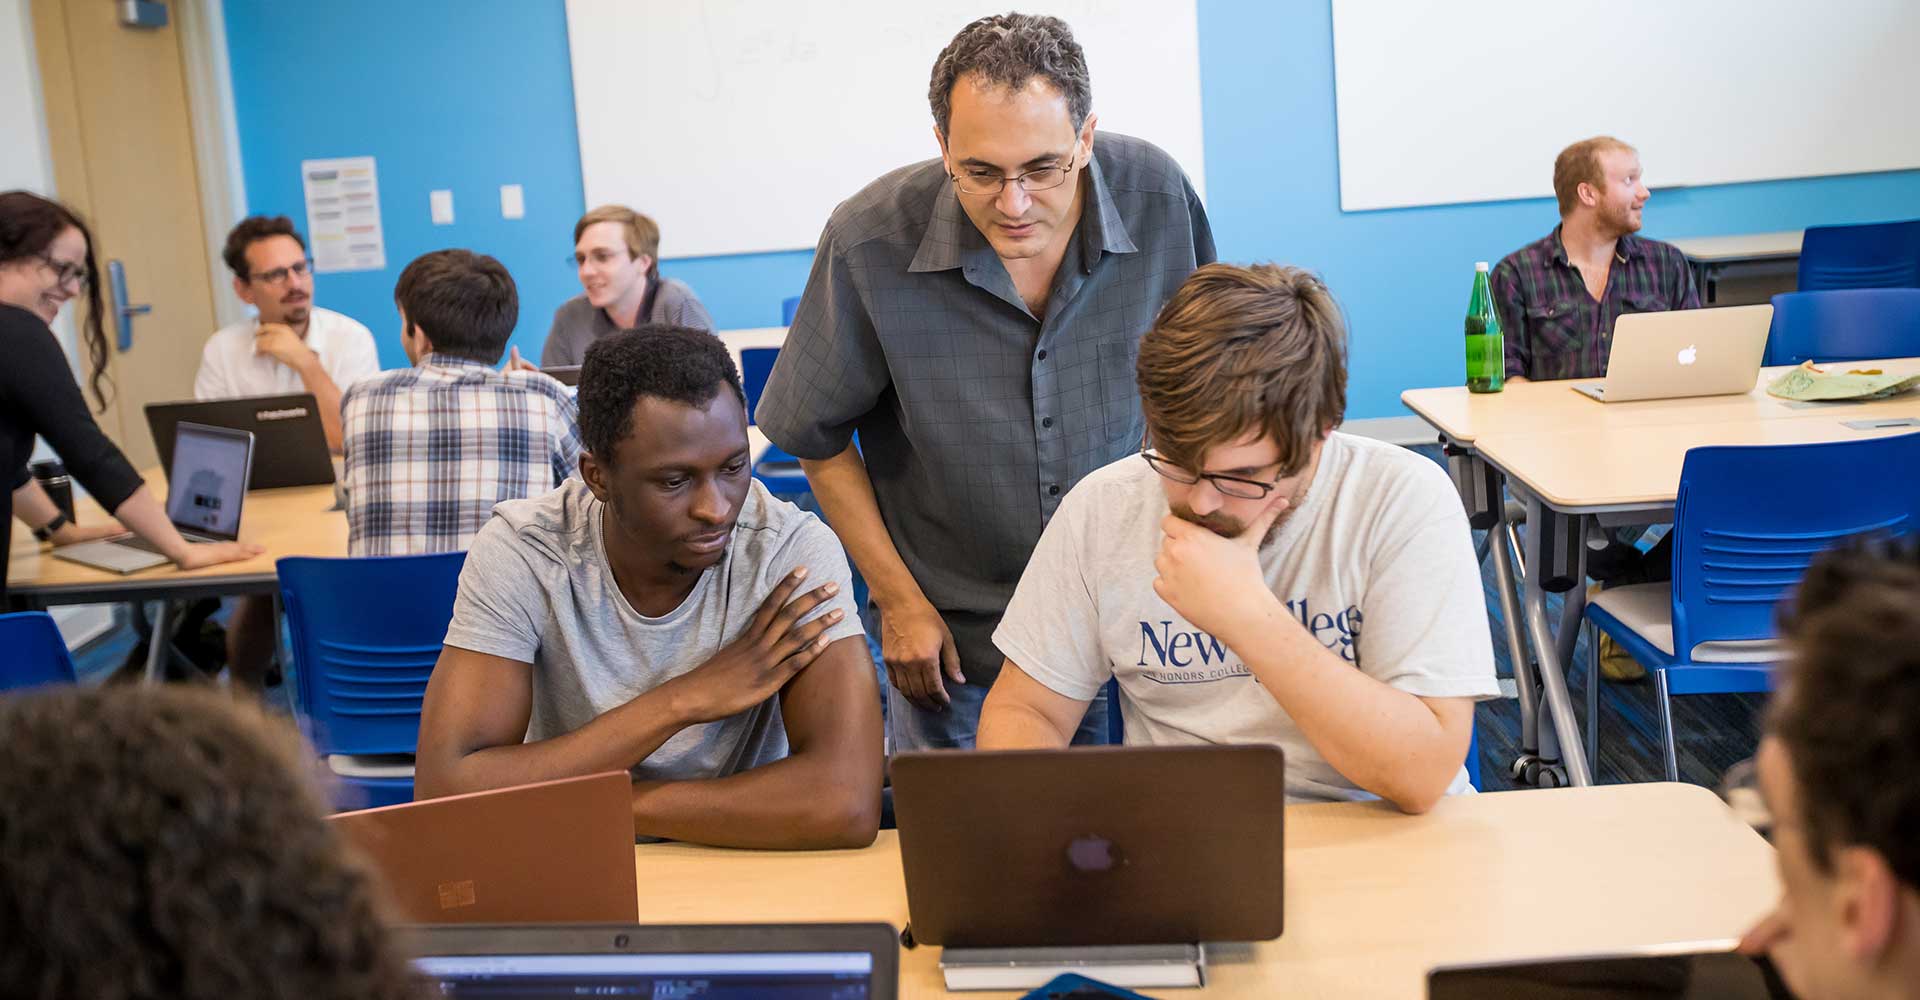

{"left": 891, "top": 745, "right": 1287, "bottom": 950}
{"left": 405, "top": 923, "right": 898, "bottom": 999}
{"left": 146, "top": 393, "right": 334, "bottom": 489}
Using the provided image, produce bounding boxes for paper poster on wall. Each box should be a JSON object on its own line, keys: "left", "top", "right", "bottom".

{"left": 301, "top": 156, "right": 386, "bottom": 272}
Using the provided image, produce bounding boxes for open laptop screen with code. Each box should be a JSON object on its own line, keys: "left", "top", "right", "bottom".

{"left": 416, "top": 951, "right": 874, "bottom": 998}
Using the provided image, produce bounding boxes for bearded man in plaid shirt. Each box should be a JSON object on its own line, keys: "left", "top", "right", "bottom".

{"left": 341, "top": 250, "right": 582, "bottom": 556}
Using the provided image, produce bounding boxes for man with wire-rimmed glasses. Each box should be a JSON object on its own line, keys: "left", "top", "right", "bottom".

{"left": 193, "top": 214, "right": 380, "bottom": 692}
{"left": 978, "top": 264, "right": 1500, "bottom": 814}
{"left": 757, "top": 13, "right": 1214, "bottom": 751}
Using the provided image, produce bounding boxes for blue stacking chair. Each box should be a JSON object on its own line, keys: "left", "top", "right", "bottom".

{"left": 278, "top": 551, "right": 468, "bottom": 809}
{"left": 1583, "top": 433, "right": 1920, "bottom": 782}
{"left": 0, "top": 611, "right": 77, "bottom": 692}
{"left": 781, "top": 294, "right": 802, "bottom": 326}
{"left": 741, "top": 342, "right": 810, "bottom": 496}
{"left": 1796, "top": 219, "right": 1920, "bottom": 292}
{"left": 1763, "top": 288, "right": 1920, "bottom": 366}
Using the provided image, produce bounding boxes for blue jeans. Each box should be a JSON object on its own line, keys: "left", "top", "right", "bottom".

{"left": 886, "top": 669, "right": 1112, "bottom": 751}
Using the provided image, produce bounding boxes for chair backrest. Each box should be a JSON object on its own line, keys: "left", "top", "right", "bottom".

{"left": 1669, "top": 432, "right": 1920, "bottom": 656}
{"left": 0, "top": 611, "right": 77, "bottom": 692}
{"left": 780, "top": 294, "right": 802, "bottom": 326}
{"left": 1796, "top": 219, "right": 1920, "bottom": 292}
{"left": 1765, "top": 288, "right": 1920, "bottom": 366}
{"left": 277, "top": 551, "right": 467, "bottom": 756}
{"left": 713, "top": 327, "right": 789, "bottom": 425}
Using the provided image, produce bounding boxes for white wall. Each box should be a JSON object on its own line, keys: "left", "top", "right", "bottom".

{"left": 1, "top": 0, "right": 53, "bottom": 193}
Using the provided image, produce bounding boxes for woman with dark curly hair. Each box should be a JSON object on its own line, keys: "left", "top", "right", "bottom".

{"left": 0, "top": 191, "right": 261, "bottom": 599}
{"left": 0, "top": 685, "right": 425, "bottom": 1000}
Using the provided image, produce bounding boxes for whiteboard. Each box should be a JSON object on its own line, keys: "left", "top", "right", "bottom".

{"left": 566, "top": 0, "right": 1204, "bottom": 259}
{"left": 1330, "top": 0, "right": 1920, "bottom": 212}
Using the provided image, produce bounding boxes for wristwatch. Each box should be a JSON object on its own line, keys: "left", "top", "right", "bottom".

{"left": 32, "top": 511, "right": 70, "bottom": 543}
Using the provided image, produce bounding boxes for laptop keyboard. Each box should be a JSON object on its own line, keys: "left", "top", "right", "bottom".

{"left": 115, "top": 535, "right": 165, "bottom": 555}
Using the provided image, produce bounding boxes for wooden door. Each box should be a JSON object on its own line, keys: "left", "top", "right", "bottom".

{"left": 32, "top": 0, "right": 220, "bottom": 469}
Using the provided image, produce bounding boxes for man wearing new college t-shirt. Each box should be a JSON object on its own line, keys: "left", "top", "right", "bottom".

{"left": 976, "top": 263, "right": 1500, "bottom": 813}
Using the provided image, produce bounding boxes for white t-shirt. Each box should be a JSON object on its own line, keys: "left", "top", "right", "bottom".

{"left": 993, "top": 432, "right": 1500, "bottom": 803}
{"left": 193, "top": 306, "right": 382, "bottom": 400}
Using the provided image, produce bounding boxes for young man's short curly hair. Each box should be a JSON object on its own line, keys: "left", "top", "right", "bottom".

{"left": 577, "top": 325, "right": 745, "bottom": 462}
{"left": 0, "top": 686, "right": 422, "bottom": 1000}
{"left": 221, "top": 214, "right": 307, "bottom": 279}
{"left": 1136, "top": 262, "right": 1348, "bottom": 478}
{"left": 1770, "top": 533, "right": 1920, "bottom": 889}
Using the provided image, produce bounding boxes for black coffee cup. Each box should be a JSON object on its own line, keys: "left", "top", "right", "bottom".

{"left": 29, "top": 459, "right": 75, "bottom": 524}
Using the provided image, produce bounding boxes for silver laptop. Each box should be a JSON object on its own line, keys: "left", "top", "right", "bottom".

{"left": 53, "top": 421, "right": 254, "bottom": 574}
{"left": 1572, "top": 304, "right": 1773, "bottom": 403}
{"left": 405, "top": 923, "right": 899, "bottom": 999}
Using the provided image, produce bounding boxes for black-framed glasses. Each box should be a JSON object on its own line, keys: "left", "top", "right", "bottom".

{"left": 1141, "top": 448, "right": 1283, "bottom": 500}
{"left": 37, "top": 253, "right": 89, "bottom": 291}
{"left": 949, "top": 147, "right": 1081, "bottom": 196}
{"left": 248, "top": 259, "right": 312, "bottom": 286}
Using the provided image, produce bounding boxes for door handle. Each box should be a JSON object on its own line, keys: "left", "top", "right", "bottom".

{"left": 106, "top": 259, "right": 152, "bottom": 352}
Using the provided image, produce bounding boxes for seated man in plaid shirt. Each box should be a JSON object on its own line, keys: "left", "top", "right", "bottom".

{"left": 341, "top": 250, "right": 582, "bottom": 555}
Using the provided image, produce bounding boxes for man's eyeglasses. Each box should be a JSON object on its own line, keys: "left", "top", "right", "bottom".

{"left": 1141, "top": 448, "right": 1283, "bottom": 500}
{"left": 37, "top": 253, "right": 89, "bottom": 292}
{"left": 571, "top": 248, "right": 633, "bottom": 268}
{"left": 949, "top": 148, "right": 1081, "bottom": 197}
{"left": 248, "top": 259, "right": 313, "bottom": 286}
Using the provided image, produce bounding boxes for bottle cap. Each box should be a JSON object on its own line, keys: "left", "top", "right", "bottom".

{"left": 1474, "top": 261, "right": 1490, "bottom": 272}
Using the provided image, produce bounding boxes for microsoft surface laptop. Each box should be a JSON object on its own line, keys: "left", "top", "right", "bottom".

{"left": 51, "top": 421, "right": 253, "bottom": 574}
{"left": 146, "top": 393, "right": 334, "bottom": 489}
{"left": 1428, "top": 942, "right": 1797, "bottom": 999}
{"left": 330, "top": 771, "right": 638, "bottom": 925}
{"left": 406, "top": 923, "right": 899, "bottom": 999}
{"left": 1573, "top": 304, "right": 1773, "bottom": 403}
{"left": 891, "top": 745, "right": 1287, "bottom": 949}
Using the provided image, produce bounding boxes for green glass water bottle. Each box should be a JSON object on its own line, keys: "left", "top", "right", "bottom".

{"left": 1465, "top": 261, "right": 1504, "bottom": 393}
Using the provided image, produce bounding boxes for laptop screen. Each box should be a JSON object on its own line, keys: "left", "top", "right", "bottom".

{"left": 164, "top": 423, "right": 250, "bottom": 539}
{"left": 415, "top": 951, "right": 876, "bottom": 998}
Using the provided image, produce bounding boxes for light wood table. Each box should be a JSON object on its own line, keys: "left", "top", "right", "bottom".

{"left": 7, "top": 468, "right": 345, "bottom": 605}
{"left": 1669, "top": 231, "right": 1803, "bottom": 306}
{"left": 1401, "top": 362, "right": 1920, "bottom": 788}
{"left": 631, "top": 783, "right": 1777, "bottom": 999}
{"left": 8, "top": 468, "right": 345, "bottom": 680}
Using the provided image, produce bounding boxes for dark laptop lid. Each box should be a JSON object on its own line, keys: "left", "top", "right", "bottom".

{"left": 146, "top": 393, "right": 334, "bottom": 489}
{"left": 1428, "top": 947, "right": 1797, "bottom": 999}
{"left": 405, "top": 923, "right": 899, "bottom": 999}
{"left": 162, "top": 422, "right": 252, "bottom": 543}
{"left": 330, "top": 771, "right": 639, "bottom": 925}
{"left": 891, "top": 744, "right": 1287, "bottom": 949}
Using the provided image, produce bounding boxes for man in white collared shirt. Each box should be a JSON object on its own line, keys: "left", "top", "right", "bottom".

{"left": 193, "top": 215, "right": 381, "bottom": 692}
{"left": 195, "top": 216, "right": 381, "bottom": 453}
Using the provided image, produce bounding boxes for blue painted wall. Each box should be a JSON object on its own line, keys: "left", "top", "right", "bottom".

{"left": 227, "top": 1, "right": 1920, "bottom": 416}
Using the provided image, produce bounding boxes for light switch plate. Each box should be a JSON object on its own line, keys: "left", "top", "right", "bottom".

{"left": 500, "top": 184, "right": 525, "bottom": 219}
{"left": 430, "top": 189, "right": 455, "bottom": 225}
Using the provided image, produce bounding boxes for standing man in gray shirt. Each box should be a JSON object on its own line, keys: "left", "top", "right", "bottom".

{"left": 540, "top": 205, "right": 715, "bottom": 367}
{"left": 755, "top": 13, "right": 1215, "bottom": 749}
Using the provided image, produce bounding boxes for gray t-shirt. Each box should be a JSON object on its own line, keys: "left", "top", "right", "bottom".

{"left": 539, "top": 279, "right": 716, "bottom": 367}
{"left": 993, "top": 433, "right": 1501, "bottom": 803}
{"left": 442, "top": 477, "right": 865, "bottom": 784}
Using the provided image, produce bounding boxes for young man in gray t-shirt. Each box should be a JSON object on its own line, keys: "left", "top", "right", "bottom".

{"left": 415, "top": 326, "right": 882, "bottom": 849}
{"left": 977, "top": 264, "right": 1499, "bottom": 813}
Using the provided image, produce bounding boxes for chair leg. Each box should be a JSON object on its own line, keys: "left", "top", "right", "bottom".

{"left": 1585, "top": 621, "right": 1601, "bottom": 781}
{"left": 1655, "top": 669, "right": 1680, "bottom": 783}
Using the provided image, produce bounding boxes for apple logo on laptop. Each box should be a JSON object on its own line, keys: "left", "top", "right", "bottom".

{"left": 1066, "top": 835, "right": 1123, "bottom": 873}
{"left": 1677, "top": 344, "right": 1698, "bottom": 366}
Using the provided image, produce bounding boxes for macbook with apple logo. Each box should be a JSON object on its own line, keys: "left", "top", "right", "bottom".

{"left": 1571, "top": 303, "right": 1773, "bottom": 403}
{"left": 890, "top": 745, "right": 1286, "bottom": 952}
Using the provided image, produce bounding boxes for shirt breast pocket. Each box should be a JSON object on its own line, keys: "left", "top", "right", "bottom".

{"left": 1524, "top": 300, "right": 1582, "bottom": 356}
